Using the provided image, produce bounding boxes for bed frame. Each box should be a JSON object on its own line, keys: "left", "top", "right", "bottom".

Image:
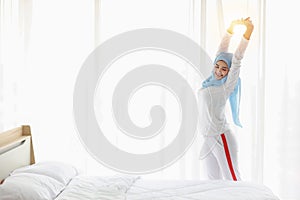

{"left": 0, "top": 125, "right": 35, "bottom": 181}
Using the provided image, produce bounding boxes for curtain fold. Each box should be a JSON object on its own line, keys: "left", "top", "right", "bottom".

{"left": 264, "top": 1, "right": 300, "bottom": 199}
{"left": 0, "top": 0, "right": 3, "bottom": 131}
{"left": 0, "top": 0, "right": 32, "bottom": 132}
{"left": 216, "top": 0, "right": 225, "bottom": 38}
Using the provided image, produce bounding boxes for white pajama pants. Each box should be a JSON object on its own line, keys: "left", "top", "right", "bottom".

{"left": 200, "top": 131, "right": 241, "bottom": 181}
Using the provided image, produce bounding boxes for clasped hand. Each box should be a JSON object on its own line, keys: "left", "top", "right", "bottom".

{"left": 227, "top": 17, "right": 254, "bottom": 40}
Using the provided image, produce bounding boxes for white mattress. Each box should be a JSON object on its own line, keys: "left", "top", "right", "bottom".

{"left": 55, "top": 175, "right": 279, "bottom": 200}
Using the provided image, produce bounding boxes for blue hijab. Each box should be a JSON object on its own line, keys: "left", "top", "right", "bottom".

{"left": 202, "top": 52, "right": 242, "bottom": 128}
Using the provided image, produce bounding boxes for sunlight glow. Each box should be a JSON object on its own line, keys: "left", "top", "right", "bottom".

{"left": 233, "top": 25, "right": 246, "bottom": 37}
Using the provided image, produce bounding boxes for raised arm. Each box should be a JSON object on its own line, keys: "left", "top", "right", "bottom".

{"left": 216, "top": 31, "right": 232, "bottom": 56}
{"left": 216, "top": 19, "right": 240, "bottom": 56}
{"left": 219, "top": 17, "right": 254, "bottom": 60}
{"left": 224, "top": 17, "right": 254, "bottom": 91}
{"left": 234, "top": 17, "right": 254, "bottom": 60}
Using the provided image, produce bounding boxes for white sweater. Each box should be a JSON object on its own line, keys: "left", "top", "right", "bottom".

{"left": 197, "top": 32, "right": 249, "bottom": 137}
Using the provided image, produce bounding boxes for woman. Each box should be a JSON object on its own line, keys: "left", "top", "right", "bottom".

{"left": 198, "top": 17, "right": 254, "bottom": 181}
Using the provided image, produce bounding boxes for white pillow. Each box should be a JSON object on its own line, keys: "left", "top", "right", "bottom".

{"left": 11, "top": 161, "right": 78, "bottom": 185}
{"left": 0, "top": 173, "right": 64, "bottom": 200}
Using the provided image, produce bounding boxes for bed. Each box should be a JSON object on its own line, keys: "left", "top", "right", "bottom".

{"left": 0, "top": 126, "right": 280, "bottom": 200}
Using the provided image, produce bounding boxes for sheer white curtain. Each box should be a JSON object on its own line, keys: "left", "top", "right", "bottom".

{"left": 0, "top": 0, "right": 32, "bottom": 132}
{"left": 264, "top": 1, "right": 300, "bottom": 199}
{"left": 17, "top": 0, "right": 95, "bottom": 170}
{"left": 90, "top": 0, "right": 204, "bottom": 180}
{"left": 0, "top": 0, "right": 205, "bottom": 179}
{"left": 1, "top": 0, "right": 95, "bottom": 171}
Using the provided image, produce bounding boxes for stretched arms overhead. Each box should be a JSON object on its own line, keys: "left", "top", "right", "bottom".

{"left": 216, "top": 17, "right": 254, "bottom": 57}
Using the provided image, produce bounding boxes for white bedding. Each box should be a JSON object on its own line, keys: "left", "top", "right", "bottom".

{"left": 55, "top": 175, "right": 280, "bottom": 200}
{"left": 55, "top": 175, "right": 138, "bottom": 200}
{"left": 1, "top": 162, "right": 279, "bottom": 200}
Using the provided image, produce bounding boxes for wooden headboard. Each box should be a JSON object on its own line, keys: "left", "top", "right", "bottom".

{"left": 0, "top": 125, "right": 35, "bottom": 181}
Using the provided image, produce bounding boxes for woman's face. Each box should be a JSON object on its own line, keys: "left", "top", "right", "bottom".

{"left": 214, "top": 60, "right": 229, "bottom": 80}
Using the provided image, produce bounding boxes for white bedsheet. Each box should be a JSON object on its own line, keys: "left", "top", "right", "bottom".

{"left": 127, "top": 179, "right": 279, "bottom": 200}
{"left": 55, "top": 175, "right": 279, "bottom": 200}
{"left": 55, "top": 175, "right": 138, "bottom": 200}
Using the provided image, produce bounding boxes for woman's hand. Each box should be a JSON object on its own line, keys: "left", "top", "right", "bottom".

{"left": 227, "top": 20, "right": 238, "bottom": 34}
{"left": 227, "top": 17, "right": 254, "bottom": 40}
{"left": 242, "top": 17, "right": 254, "bottom": 40}
{"left": 242, "top": 17, "right": 254, "bottom": 30}
{"left": 227, "top": 18, "right": 244, "bottom": 34}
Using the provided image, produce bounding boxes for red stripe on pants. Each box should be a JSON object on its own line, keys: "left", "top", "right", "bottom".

{"left": 221, "top": 133, "right": 237, "bottom": 181}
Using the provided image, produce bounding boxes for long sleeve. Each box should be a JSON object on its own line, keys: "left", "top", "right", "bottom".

{"left": 234, "top": 37, "right": 249, "bottom": 60}
{"left": 224, "top": 36, "right": 249, "bottom": 93}
{"left": 216, "top": 32, "right": 233, "bottom": 56}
